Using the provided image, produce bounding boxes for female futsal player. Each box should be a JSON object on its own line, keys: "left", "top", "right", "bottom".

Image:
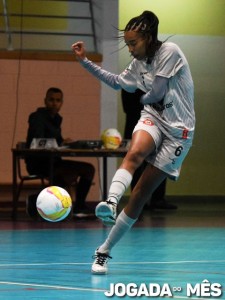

{"left": 72, "top": 10, "right": 195, "bottom": 274}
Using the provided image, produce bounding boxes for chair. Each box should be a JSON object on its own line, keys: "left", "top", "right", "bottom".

{"left": 15, "top": 142, "right": 48, "bottom": 203}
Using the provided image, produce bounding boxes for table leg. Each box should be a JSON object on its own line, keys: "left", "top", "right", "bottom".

{"left": 102, "top": 156, "right": 107, "bottom": 200}
{"left": 12, "top": 151, "right": 18, "bottom": 219}
{"left": 48, "top": 154, "right": 54, "bottom": 185}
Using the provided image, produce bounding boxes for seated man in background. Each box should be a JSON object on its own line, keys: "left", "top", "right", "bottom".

{"left": 25, "top": 87, "right": 95, "bottom": 217}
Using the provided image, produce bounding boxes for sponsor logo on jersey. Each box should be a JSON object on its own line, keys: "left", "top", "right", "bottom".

{"left": 152, "top": 100, "right": 173, "bottom": 112}
{"left": 142, "top": 118, "right": 154, "bottom": 126}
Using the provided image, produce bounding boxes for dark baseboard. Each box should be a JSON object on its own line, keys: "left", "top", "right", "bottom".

{"left": 0, "top": 184, "right": 224, "bottom": 210}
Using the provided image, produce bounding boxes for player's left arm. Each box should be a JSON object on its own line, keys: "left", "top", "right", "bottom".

{"left": 140, "top": 76, "right": 168, "bottom": 105}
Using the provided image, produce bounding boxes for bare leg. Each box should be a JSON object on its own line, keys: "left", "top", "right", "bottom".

{"left": 124, "top": 164, "right": 167, "bottom": 219}
{"left": 120, "top": 130, "right": 156, "bottom": 174}
{"left": 106, "top": 130, "right": 156, "bottom": 203}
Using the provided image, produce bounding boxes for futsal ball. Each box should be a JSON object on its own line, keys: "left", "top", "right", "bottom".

{"left": 101, "top": 128, "right": 122, "bottom": 149}
{"left": 36, "top": 186, "right": 72, "bottom": 222}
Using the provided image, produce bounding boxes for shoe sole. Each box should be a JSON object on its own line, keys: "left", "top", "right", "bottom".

{"left": 95, "top": 204, "right": 116, "bottom": 226}
{"left": 91, "top": 269, "right": 107, "bottom": 275}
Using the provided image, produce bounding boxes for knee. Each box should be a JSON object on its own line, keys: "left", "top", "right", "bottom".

{"left": 126, "top": 149, "right": 146, "bottom": 167}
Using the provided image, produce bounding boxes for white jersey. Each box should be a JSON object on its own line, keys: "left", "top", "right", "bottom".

{"left": 80, "top": 42, "right": 195, "bottom": 142}
{"left": 118, "top": 42, "right": 195, "bottom": 142}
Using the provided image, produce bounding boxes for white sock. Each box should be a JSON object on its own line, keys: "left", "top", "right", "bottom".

{"left": 98, "top": 210, "right": 137, "bottom": 254}
{"left": 107, "top": 169, "right": 132, "bottom": 204}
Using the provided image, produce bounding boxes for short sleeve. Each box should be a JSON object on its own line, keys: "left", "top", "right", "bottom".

{"left": 156, "top": 44, "right": 184, "bottom": 78}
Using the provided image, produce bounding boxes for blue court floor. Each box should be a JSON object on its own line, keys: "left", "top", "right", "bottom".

{"left": 0, "top": 197, "right": 225, "bottom": 299}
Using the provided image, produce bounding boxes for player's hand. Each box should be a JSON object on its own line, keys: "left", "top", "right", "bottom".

{"left": 71, "top": 41, "right": 86, "bottom": 61}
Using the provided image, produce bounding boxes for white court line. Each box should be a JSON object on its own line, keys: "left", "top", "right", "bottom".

{"left": 114, "top": 260, "right": 225, "bottom": 265}
{"left": 0, "top": 281, "right": 106, "bottom": 292}
{"left": 0, "top": 259, "right": 225, "bottom": 267}
{"left": 0, "top": 281, "right": 222, "bottom": 300}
